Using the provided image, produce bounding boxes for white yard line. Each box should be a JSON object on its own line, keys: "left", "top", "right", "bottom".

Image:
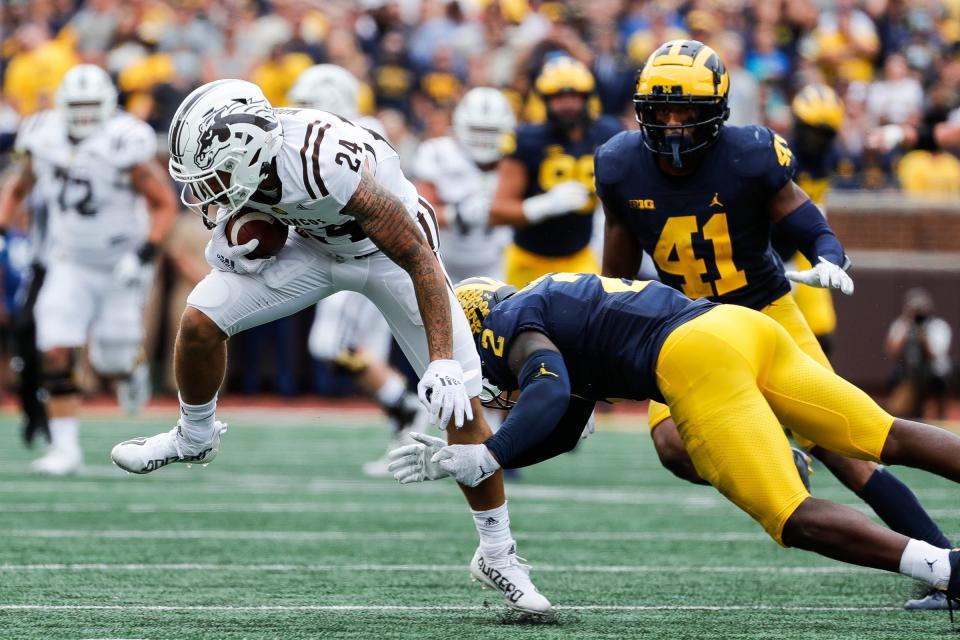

{"left": 0, "top": 528, "right": 770, "bottom": 542}
{"left": 0, "top": 562, "right": 870, "bottom": 575}
{"left": 0, "top": 604, "right": 899, "bottom": 612}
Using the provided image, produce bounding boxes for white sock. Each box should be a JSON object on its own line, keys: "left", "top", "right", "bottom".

{"left": 472, "top": 502, "right": 514, "bottom": 557}
{"left": 178, "top": 393, "right": 217, "bottom": 444}
{"left": 899, "top": 538, "right": 952, "bottom": 589}
{"left": 49, "top": 417, "right": 79, "bottom": 452}
{"left": 375, "top": 375, "right": 406, "bottom": 408}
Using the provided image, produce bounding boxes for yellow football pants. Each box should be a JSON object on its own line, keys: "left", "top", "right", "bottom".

{"left": 648, "top": 293, "right": 831, "bottom": 451}
{"left": 654, "top": 304, "right": 895, "bottom": 543}
{"left": 503, "top": 243, "right": 599, "bottom": 289}
{"left": 791, "top": 254, "right": 838, "bottom": 337}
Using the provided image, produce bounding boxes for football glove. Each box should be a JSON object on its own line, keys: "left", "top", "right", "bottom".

{"left": 417, "top": 359, "right": 473, "bottom": 429}
{"left": 522, "top": 181, "right": 590, "bottom": 223}
{"left": 449, "top": 191, "right": 492, "bottom": 231}
{"left": 113, "top": 252, "right": 153, "bottom": 289}
{"left": 784, "top": 256, "right": 854, "bottom": 295}
{"left": 431, "top": 442, "right": 501, "bottom": 488}
{"left": 387, "top": 432, "right": 450, "bottom": 484}
{"left": 204, "top": 221, "right": 275, "bottom": 275}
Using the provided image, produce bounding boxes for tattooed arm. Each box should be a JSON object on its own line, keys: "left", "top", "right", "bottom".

{"left": 344, "top": 168, "right": 453, "bottom": 361}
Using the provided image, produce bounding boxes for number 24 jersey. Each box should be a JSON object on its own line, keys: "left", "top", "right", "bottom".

{"left": 595, "top": 125, "right": 796, "bottom": 309}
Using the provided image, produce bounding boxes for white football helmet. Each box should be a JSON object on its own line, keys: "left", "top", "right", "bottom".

{"left": 55, "top": 64, "right": 117, "bottom": 141}
{"left": 168, "top": 79, "right": 283, "bottom": 225}
{"left": 288, "top": 64, "right": 359, "bottom": 118}
{"left": 453, "top": 87, "right": 516, "bottom": 165}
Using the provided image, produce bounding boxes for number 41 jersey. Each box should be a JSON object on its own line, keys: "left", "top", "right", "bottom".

{"left": 15, "top": 110, "right": 155, "bottom": 268}
{"left": 595, "top": 125, "right": 796, "bottom": 309}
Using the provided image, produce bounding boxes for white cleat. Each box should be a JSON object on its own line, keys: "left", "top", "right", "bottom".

{"left": 111, "top": 421, "right": 226, "bottom": 474}
{"left": 469, "top": 545, "right": 553, "bottom": 615}
{"left": 117, "top": 362, "right": 152, "bottom": 416}
{"left": 31, "top": 447, "right": 83, "bottom": 476}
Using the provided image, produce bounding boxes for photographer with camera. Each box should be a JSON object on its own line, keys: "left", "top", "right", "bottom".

{"left": 885, "top": 288, "right": 953, "bottom": 419}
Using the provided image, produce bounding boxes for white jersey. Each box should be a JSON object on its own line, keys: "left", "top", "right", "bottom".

{"left": 15, "top": 110, "right": 154, "bottom": 268}
{"left": 412, "top": 136, "right": 509, "bottom": 280}
{"left": 239, "top": 108, "right": 432, "bottom": 258}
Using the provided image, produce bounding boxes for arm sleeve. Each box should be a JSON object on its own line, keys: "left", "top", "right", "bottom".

{"left": 773, "top": 199, "right": 845, "bottom": 266}
{"left": 483, "top": 348, "right": 571, "bottom": 467}
{"left": 503, "top": 397, "right": 596, "bottom": 468}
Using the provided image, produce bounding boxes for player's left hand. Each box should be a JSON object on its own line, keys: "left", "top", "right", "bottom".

{"left": 785, "top": 256, "right": 854, "bottom": 295}
{"left": 113, "top": 252, "right": 152, "bottom": 289}
{"left": 417, "top": 359, "right": 473, "bottom": 429}
{"left": 431, "top": 442, "right": 501, "bottom": 488}
{"left": 387, "top": 432, "right": 451, "bottom": 484}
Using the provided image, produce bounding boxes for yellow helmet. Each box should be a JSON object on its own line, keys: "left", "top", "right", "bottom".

{"left": 633, "top": 39, "right": 730, "bottom": 168}
{"left": 534, "top": 56, "right": 596, "bottom": 130}
{"left": 792, "top": 83, "right": 844, "bottom": 132}
{"left": 454, "top": 277, "right": 517, "bottom": 340}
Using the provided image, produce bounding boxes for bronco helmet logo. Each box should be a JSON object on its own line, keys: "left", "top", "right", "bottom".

{"left": 192, "top": 100, "right": 278, "bottom": 171}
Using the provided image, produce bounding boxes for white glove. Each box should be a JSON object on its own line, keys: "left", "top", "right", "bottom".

{"left": 449, "top": 192, "right": 492, "bottom": 230}
{"left": 785, "top": 256, "right": 854, "bottom": 295}
{"left": 417, "top": 358, "right": 473, "bottom": 429}
{"left": 112, "top": 252, "right": 152, "bottom": 289}
{"left": 431, "top": 442, "right": 501, "bottom": 488}
{"left": 386, "top": 432, "right": 451, "bottom": 484}
{"left": 204, "top": 221, "right": 275, "bottom": 275}
{"left": 522, "top": 181, "right": 590, "bottom": 223}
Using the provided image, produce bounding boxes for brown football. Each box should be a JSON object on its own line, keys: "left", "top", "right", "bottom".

{"left": 225, "top": 209, "right": 288, "bottom": 259}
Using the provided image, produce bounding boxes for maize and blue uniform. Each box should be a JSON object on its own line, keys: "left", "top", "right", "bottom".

{"left": 595, "top": 125, "right": 839, "bottom": 443}
{"left": 787, "top": 142, "right": 839, "bottom": 338}
{"left": 479, "top": 273, "right": 894, "bottom": 543}
{"left": 503, "top": 116, "right": 622, "bottom": 287}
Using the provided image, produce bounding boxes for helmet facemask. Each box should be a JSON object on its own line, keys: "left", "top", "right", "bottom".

{"left": 635, "top": 95, "right": 728, "bottom": 169}
{"left": 55, "top": 64, "right": 118, "bottom": 141}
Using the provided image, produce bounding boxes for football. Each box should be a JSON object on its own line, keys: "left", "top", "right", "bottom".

{"left": 225, "top": 209, "right": 288, "bottom": 259}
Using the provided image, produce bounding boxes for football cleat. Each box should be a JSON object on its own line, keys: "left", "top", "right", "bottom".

{"left": 116, "top": 362, "right": 152, "bottom": 416}
{"left": 470, "top": 545, "right": 553, "bottom": 615}
{"left": 111, "top": 421, "right": 226, "bottom": 474}
{"left": 904, "top": 588, "right": 950, "bottom": 610}
{"left": 791, "top": 446, "right": 813, "bottom": 490}
{"left": 31, "top": 446, "right": 83, "bottom": 476}
{"left": 943, "top": 548, "right": 960, "bottom": 620}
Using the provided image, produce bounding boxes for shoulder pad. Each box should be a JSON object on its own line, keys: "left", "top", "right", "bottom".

{"left": 14, "top": 110, "right": 56, "bottom": 155}
{"left": 725, "top": 125, "right": 779, "bottom": 176}
{"left": 108, "top": 114, "right": 157, "bottom": 168}
{"left": 594, "top": 130, "right": 639, "bottom": 184}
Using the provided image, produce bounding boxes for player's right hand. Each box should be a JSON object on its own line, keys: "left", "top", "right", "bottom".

{"left": 386, "top": 432, "right": 451, "bottom": 484}
{"left": 204, "top": 222, "right": 275, "bottom": 275}
{"left": 522, "top": 181, "right": 590, "bottom": 223}
{"left": 417, "top": 358, "right": 473, "bottom": 429}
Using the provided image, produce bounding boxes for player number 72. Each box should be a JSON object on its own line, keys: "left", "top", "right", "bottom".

{"left": 653, "top": 213, "right": 747, "bottom": 298}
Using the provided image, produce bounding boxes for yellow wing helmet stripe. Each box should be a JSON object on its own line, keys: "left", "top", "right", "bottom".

{"left": 454, "top": 277, "right": 511, "bottom": 336}
{"left": 637, "top": 40, "right": 729, "bottom": 99}
{"left": 792, "top": 84, "right": 844, "bottom": 131}
{"left": 535, "top": 57, "right": 595, "bottom": 96}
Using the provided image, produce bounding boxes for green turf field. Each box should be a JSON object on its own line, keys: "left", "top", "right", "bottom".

{"left": 0, "top": 409, "right": 957, "bottom": 639}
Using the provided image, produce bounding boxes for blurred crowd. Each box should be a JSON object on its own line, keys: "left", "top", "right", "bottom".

{"left": 5, "top": 0, "right": 960, "bottom": 191}
{"left": 1, "top": 0, "right": 959, "bottom": 400}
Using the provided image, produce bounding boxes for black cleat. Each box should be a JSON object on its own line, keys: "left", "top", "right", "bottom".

{"left": 944, "top": 549, "right": 960, "bottom": 621}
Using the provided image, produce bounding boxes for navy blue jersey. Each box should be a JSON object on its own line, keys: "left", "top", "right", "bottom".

{"left": 509, "top": 116, "right": 622, "bottom": 257}
{"left": 595, "top": 125, "right": 796, "bottom": 309}
{"left": 478, "top": 273, "right": 714, "bottom": 403}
